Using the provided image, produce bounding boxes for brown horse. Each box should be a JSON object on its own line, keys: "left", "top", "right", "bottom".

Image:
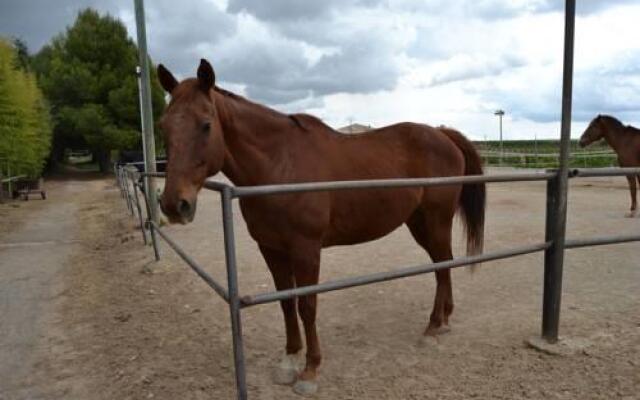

{"left": 579, "top": 115, "right": 640, "bottom": 217}
{"left": 157, "top": 59, "right": 485, "bottom": 395}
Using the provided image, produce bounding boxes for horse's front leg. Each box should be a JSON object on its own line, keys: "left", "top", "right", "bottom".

{"left": 290, "top": 243, "right": 322, "bottom": 396}
{"left": 625, "top": 175, "right": 637, "bottom": 218}
{"left": 259, "top": 245, "right": 303, "bottom": 385}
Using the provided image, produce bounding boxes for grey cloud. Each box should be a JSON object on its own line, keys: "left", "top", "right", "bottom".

{"left": 142, "top": 0, "right": 236, "bottom": 79}
{"left": 483, "top": 53, "right": 640, "bottom": 123}
{"left": 534, "top": 0, "right": 639, "bottom": 15}
{"left": 0, "top": 0, "right": 235, "bottom": 82}
{"left": 0, "top": 0, "right": 121, "bottom": 51}
{"left": 245, "top": 86, "right": 311, "bottom": 105}
{"left": 212, "top": 28, "right": 399, "bottom": 104}
{"left": 227, "top": 0, "right": 382, "bottom": 22}
{"left": 303, "top": 38, "right": 398, "bottom": 95}
{"left": 429, "top": 54, "right": 527, "bottom": 86}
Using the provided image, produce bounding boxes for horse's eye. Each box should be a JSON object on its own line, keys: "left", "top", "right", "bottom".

{"left": 202, "top": 122, "right": 211, "bottom": 133}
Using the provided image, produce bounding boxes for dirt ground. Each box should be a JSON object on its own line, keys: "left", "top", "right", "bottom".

{"left": 0, "top": 171, "right": 638, "bottom": 399}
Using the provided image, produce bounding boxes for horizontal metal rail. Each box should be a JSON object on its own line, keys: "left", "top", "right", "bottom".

{"left": 1, "top": 175, "right": 26, "bottom": 183}
{"left": 240, "top": 241, "right": 551, "bottom": 307}
{"left": 150, "top": 221, "right": 229, "bottom": 302}
{"left": 121, "top": 160, "right": 167, "bottom": 166}
{"left": 480, "top": 151, "right": 615, "bottom": 158}
{"left": 231, "top": 172, "right": 556, "bottom": 198}
{"left": 203, "top": 180, "right": 233, "bottom": 192}
{"left": 565, "top": 233, "right": 640, "bottom": 249}
{"left": 140, "top": 171, "right": 166, "bottom": 178}
{"left": 571, "top": 167, "right": 640, "bottom": 178}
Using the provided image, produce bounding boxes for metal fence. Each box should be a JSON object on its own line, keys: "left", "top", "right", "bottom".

{"left": 114, "top": 162, "right": 640, "bottom": 400}
{"left": 110, "top": 1, "right": 640, "bottom": 398}
{"left": 479, "top": 150, "right": 618, "bottom": 169}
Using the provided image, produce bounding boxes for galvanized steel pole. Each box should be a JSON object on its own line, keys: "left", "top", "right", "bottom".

{"left": 221, "top": 188, "right": 248, "bottom": 400}
{"left": 542, "top": 0, "right": 576, "bottom": 343}
{"left": 133, "top": 0, "right": 159, "bottom": 224}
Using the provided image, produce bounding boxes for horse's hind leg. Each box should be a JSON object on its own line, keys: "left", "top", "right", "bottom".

{"left": 259, "top": 245, "right": 303, "bottom": 385}
{"left": 625, "top": 175, "right": 637, "bottom": 218}
{"left": 406, "top": 208, "right": 455, "bottom": 336}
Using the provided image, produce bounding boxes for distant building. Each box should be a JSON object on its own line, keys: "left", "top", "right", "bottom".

{"left": 337, "top": 123, "right": 373, "bottom": 134}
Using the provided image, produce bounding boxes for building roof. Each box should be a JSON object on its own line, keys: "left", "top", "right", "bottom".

{"left": 337, "top": 123, "right": 373, "bottom": 134}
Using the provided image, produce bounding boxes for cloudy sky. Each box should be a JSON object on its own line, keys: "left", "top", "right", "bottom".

{"left": 2, "top": 0, "right": 639, "bottom": 140}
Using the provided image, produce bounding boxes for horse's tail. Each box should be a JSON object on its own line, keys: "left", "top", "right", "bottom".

{"left": 441, "top": 128, "right": 486, "bottom": 259}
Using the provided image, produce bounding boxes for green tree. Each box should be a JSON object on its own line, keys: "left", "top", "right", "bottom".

{"left": 33, "top": 8, "right": 165, "bottom": 172}
{"left": 0, "top": 39, "right": 52, "bottom": 178}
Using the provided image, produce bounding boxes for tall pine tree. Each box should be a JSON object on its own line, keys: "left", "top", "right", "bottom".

{"left": 33, "top": 9, "right": 165, "bottom": 172}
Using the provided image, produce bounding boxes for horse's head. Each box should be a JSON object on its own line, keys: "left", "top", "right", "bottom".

{"left": 157, "top": 59, "right": 225, "bottom": 224}
{"left": 579, "top": 115, "right": 605, "bottom": 148}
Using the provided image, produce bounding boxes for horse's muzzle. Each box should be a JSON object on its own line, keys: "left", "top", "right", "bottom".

{"left": 177, "top": 198, "right": 196, "bottom": 223}
{"left": 160, "top": 195, "right": 197, "bottom": 224}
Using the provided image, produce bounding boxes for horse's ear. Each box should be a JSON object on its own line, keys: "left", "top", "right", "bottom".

{"left": 158, "top": 64, "right": 178, "bottom": 93}
{"left": 197, "top": 58, "right": 215, "bottom": 92}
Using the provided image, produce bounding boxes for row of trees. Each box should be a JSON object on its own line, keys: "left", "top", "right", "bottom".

{"left": 0, "top": 39, "right": 52, "bottom": 177}
{"left": 1, "top": 8, "right": 166, "bottom": 176}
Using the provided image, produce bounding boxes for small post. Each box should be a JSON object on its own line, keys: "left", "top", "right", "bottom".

{"left": 541, "top": 0, "right": 575, "bottom": 343}
{"left": 534, "top": 133, "right": 539, "bottom": 167}
{"left": 494, "top": 109, "right": 505, "bottom": 166}
{"left": 133, "top": 0, "right": 159, "bottom": 224}
{"left": 221, "top": 188, "right": 248, "bottom": 400}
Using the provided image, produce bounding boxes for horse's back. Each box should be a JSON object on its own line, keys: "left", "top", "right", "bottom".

{"left": 320, "top": 122, "right": 468, "bottom": 246}
{"left": 329, "top": 122, "right": 465, "bottom": 180}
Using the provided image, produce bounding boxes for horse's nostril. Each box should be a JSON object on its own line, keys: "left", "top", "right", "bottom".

{"left": 178, "top": 199, "right": 192, "bottom": 218}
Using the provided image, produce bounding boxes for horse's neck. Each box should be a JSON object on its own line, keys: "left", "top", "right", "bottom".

{"left": 216, "top": 94, "right": 293, "bottom": 186}
{"left": 602, "top": 122, "right": 629, "bottom": 152}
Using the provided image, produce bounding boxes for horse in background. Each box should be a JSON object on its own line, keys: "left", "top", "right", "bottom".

{"left": 579, "top": 115, "right": 640, "bottom": 217}
{"left": 156, "top": 59, "right": 486, "bottom": 395}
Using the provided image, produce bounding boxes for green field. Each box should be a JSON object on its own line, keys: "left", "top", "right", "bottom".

{"left": 474, "top": 139, "right": 616, "bottom": 169}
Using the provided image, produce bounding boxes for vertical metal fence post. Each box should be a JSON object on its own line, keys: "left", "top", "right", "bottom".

{"left": 141, "top": 175, "right": 160, "bottom": 261}
{"left": 542, "top": 0, "right": 575, "bottom": 343}
{"left": 133, "top": 0, "right": 160, "bottom": 224}
{"left": 117, "top": 168, "right": 124, "bottom": 197}
{"left": 120, "top": 169, "right": 126, "bottom": 198}
{"left": 131, "top": 173, "right": 148, "bottom": 244}
{"left": 543, "top": 174, "right": 559, "bottom": 335}
{"left": 221, "top": 188, "right": 248, "bottom": 400}
{"left": 125, "top": 170, "right": 135, "bottom": 216}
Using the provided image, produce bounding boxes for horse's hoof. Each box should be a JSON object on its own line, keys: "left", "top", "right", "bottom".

{"left": 423, "top": 324, "right": 451, "bottom": 337}
{"left": 625, "top": 211, "right": 637, "bottom": 218}
{"left": 293, "top": 379, "right": 318, "bottom": 396}
{"left": 273, "top": 354, "right": 300, "bottom": 385}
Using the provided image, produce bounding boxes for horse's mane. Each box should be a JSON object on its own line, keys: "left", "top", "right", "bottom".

{"left": 214, "top": 86, "right": 335, "bottom": 133}
{"left": 627, "top": 124, "right": 640, "bottom": 134}
{"left": 598, "top": 114, "right": 624, "bottom": 129}
{"left": 289, "top": 113, "right": 336, "bottom": 132}
{"left": 598, "top": 114, "right": 640, "bottom": 134}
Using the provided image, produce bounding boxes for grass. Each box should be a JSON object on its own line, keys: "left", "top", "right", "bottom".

{"left": 474, "top": 139, "right": 616, "bottom": 168}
